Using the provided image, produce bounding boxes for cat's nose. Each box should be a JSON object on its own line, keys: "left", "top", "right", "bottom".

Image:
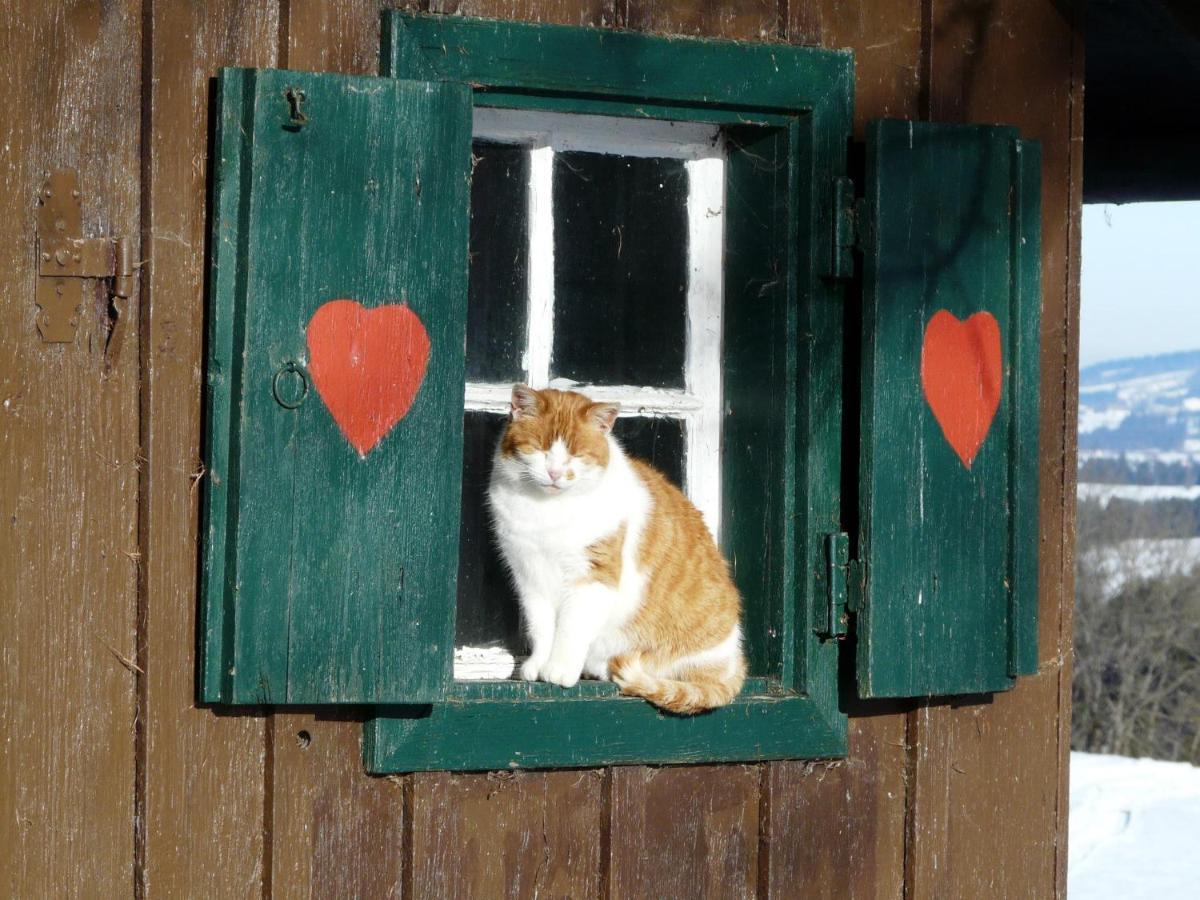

{"left": 547, "top": 467, "right": 565, "bottom": 482}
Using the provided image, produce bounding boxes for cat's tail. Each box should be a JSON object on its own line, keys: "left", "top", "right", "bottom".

{"left": 610, "top": 652, "right": 746, "bottom": 715}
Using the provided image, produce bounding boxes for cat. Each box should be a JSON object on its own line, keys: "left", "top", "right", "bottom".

{"left": 487, "top": 384, "right": 746, "bottom": 714}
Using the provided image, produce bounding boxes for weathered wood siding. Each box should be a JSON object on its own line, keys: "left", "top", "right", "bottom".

{"left": 0, "top": 1, "right": 1082, "bottom": 896}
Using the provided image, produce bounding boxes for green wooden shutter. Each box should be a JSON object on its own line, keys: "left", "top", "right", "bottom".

{"left": 856, "top": 119, "right": 1041, "bottom": 698}
{"left": 200, "top": 68, "right": 471, "bottom": 704}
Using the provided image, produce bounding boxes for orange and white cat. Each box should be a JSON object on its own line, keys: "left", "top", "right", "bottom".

{"left": 487, "top": 384, "right": 745, "bottom": 714}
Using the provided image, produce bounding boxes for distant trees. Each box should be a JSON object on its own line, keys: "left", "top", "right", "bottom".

{"left": 1077, "top": 496, "right": 1200, "bottom": 541}
{"left": 1079, "top": 453, "right": 1200, "bottom": 486}
{"left": 1072, "top": 500, "right": 1200, "bottom": 764}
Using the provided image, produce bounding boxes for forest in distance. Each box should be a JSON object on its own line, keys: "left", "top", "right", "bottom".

{"left": 1074, "top": 349, "right": 1200, "bottom": 764}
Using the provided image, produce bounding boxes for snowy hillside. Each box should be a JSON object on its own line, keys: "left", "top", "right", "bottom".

{"left": 1069, "top": 752, "right": 1200, "bottom": 899}
{"left": 1079, "top": 349, "right": 1200, "bottom": 457}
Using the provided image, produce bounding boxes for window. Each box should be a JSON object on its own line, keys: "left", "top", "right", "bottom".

{"left": 455, "top": 109, "right": 726, "bottom": 679}
{"left": 200, "top": 13, "right": 1043, "bottom": 773}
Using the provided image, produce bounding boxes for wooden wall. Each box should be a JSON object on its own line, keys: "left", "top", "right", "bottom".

{"left": 0, "top": 1, "right": 1082, "bottom": 896}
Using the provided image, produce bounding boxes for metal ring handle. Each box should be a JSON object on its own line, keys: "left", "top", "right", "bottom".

{"left": 272, "top": 360, "right": 309, "bottom": 409}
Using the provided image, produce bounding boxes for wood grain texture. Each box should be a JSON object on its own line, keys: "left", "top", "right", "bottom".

{"left": 387, "top": 12, "right": 851, "bottom": 110}
{"left": 139, "top": 1, "right": 277, "bottom": 895}
{"left": 858, "top": 119, "right": 1038, "bottom": 697}
{"left": 431, "top": 0, "right": 615, "bottom": 27}
{"left": 609, "top": 765, "right": 760, "bottom": 899}
{"left": 270, "top": 715, "right": 406, "bottom": 897}
{"left": 410, "top": 769, "right": 604, "bottom": 898}
{"left": 284, "top": 0, "right": 383, "bottom": 74}
{"left": 790, "top": 0, "right": 924, "bottom": 134}
{"left": 200, "top": 68, "right": 472, "bottom": 703}
{"left": 766, "top": 714, "right": 907, "bottom": 900}
{"left": 367, "top": 690, "right": 845, "bottom": 772}
{"left": 0, "top": 2, "right": 141, "bottom": 895}
{"left": 622, "top": 0, "right": 780, "bottom": 39}
{"left": 906, "top": 0, "right": 1082, "bottom": 895}
{"left": 909, "top": 679, "right": 1062, "bottom": 897}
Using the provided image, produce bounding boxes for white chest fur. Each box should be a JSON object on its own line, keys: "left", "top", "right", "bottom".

{"left": 488, "top": 440, "right": 649, "bottom": 609}
{"left": 488, "top": 440, "right": 652, "bottom": 685}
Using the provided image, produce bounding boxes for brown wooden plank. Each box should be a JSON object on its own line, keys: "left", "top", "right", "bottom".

{"left": 766, "top": 715, "right": 907, "bottom": 900}
{"left": 410, "top": 769, "right": 604, "bottom": 898}
{"left": 790, "top": 0, "right": 924, "bottom": 134}
{"left": 139, "top": 2, "right": 278, "bottom": 895}
{"left": 906, "top": 1, "right": 1083, "bottom": 896}
{"left": 0, "top": 1, "right": 141, "bottom": 895}
{"left": 609, "top": 764, "right": 760, "bottom": 899}
{"left": 909, "top": 680, "right": 1062, "bottom": 896}
{"left": 270, "top": 715, "right": 406, "bottom": 897}
{"left": 285, "top": 0, "right": 383, "bottom": 74}
{"left": 622, "top": 0, "right": 780, "bottom": 39}
{"left": 430, "top": 0, "right": 616, "bottom": 27}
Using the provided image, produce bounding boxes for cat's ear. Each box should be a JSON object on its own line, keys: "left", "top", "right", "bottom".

{"left": 510, "top": 384, "right": 539, "bottom": 421}
{"left": 590, "top": 402, "right": 620, "bottom": 434}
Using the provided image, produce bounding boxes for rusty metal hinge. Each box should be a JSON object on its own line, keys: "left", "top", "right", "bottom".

{"left": 35, "top": 168, "right": 134, "bottom": 354}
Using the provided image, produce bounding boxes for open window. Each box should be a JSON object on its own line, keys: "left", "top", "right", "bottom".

{"left": 199, "top": 13, "right": 1042, "bottom": 773}
{"left": 455, "top": 110, "right": 725, "bottom": 679}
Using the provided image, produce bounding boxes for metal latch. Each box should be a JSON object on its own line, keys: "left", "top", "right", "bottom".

{"left": 35, "top": 169, "right": 134, "bottom": 350}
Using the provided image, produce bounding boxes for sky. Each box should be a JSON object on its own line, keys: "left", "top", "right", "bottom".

{"left": 1080, "top": 201, "right": 1200, "bottom": 368}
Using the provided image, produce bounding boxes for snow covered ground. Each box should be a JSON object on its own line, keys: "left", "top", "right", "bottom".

{"left": 1069, "top": 752, "right": 1200, "bottom": 898}
{"left": 1077, "top": 482, "right": 1200, "bottom": 506}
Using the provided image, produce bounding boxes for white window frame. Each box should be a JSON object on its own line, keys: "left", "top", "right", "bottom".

{"left": 457, "top": 108, "right": 727, "bottom": 680}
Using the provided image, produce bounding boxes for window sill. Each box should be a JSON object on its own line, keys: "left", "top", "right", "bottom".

{"left": 364, "top": 677, "right": 846, "bottom": 773}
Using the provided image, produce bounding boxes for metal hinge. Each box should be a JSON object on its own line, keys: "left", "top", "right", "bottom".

{"left": 817, "top": 532, "right": 867, "bottom": 640}
{"left": 817, "top": 532, "right": 851, "bottom": 639}
{"left": 35, "top": 168, "right": 134, "bottom": 357}
{"left": 830, "top": 176, "right": 857, "bottom": 280}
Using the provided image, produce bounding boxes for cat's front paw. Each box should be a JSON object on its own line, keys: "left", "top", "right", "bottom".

{"left": 519, "top": 657, "right": 545, "bottom": 682}
{"left": 539, "top": 657, "right": 581, "bottom": 689}
{"left": 582, "top": 658, "right": 610, "bottom": 681}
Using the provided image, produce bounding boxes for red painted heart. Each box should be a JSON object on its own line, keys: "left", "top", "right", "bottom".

{"left": 305, "top": 299, "right": 431, "bottom": 457}
{"left": 920, "top": 310, "right": 1002, "bottom": 469}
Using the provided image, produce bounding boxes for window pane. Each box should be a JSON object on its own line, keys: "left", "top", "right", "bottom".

{"left": 456, "top": 411, "right": 523, "bottom": 650}
{"left": 612, "top": 415, "right": 686, "bottom": 489}
{"left": 552, "top": 152, "right": 688, "bottom": 388}
{"left": 467, "top": 141, "right": 528, "bottom": 383}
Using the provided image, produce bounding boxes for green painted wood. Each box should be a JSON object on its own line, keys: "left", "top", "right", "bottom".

{"left": 200, "top": 68, "right": 472, "bottom": 704}
{"left": 722, "top": 123, "right": 796, "bottom": 684}
{"left": 474, "top": 93, "right": 797, "bottom": 127}
{"left": 364, "top": 689, "right": 845, "bottom": 773}
{"left": 383, "top": 12, "right": 852, "bottom": 116}
{"left": 429, "top": 676, "right": 775, "bottom": 703}
{"left": 368, "top": 14, "right": 853, "bottom": 767}
{"left": 1009, "top": 139, "right": 1042, "bottom": 676}
{"left": 857, "top": 119, "right": 1041, "bottom": 698}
